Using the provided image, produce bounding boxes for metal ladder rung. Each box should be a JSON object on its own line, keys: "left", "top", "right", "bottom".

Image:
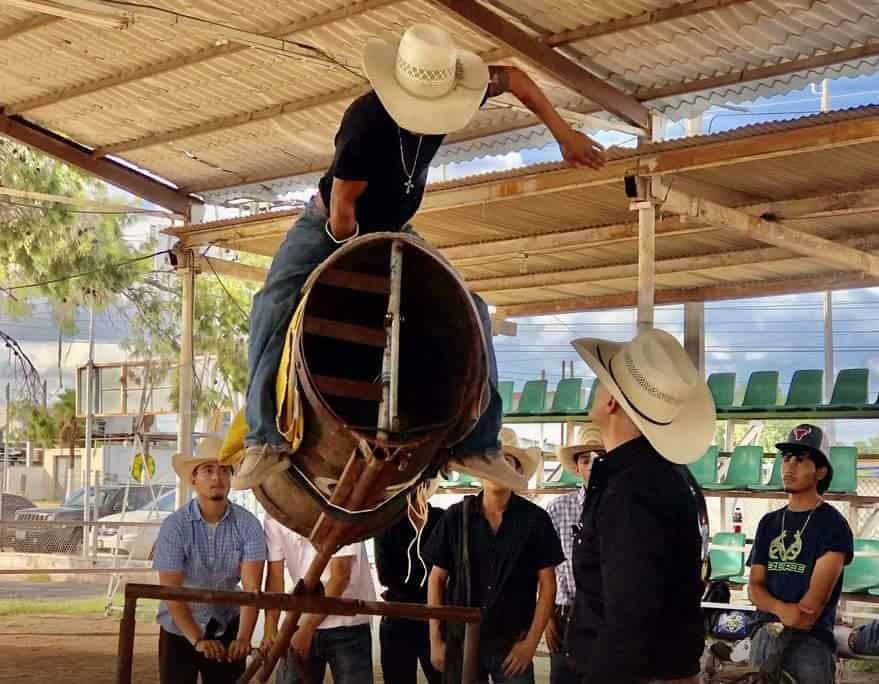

{"left": 312, "top": 375, "right": 383, "bottom": 402}
{"left": 303, "top": 317, "right": 386, "bottom": 348}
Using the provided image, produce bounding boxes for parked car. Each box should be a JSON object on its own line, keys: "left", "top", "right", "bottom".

{"left": 96, "top": 489, "right": 176, "bottom": 559}
{"left": 0, "top": 493, "right": 37, "bottom": 550}
{"left": 12, "top": 484, "right": 172, "bottom": 554}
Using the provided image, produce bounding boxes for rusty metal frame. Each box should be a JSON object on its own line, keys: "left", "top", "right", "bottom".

{"left": 115, "top": 583, "right": 481, "bottom": 684}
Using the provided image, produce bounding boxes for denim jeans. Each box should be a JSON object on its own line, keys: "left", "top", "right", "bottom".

{"left": 245, "top": 196, "right": 501, "bottom": 452}
{"left": 550, "top": 652, "right": 579, "bottom": 684}
{"left": 749, "top": 625, "right": 835, "bottom": 684}
{"left": 478, "top": 651, "right": 535, "bottom": 684}
{"left": 380, "top": 617, "right": 441, "bottom": 684}
{"left": 275, "top": 623, "right": 373, "bottom": 684}
{"left": 853, "top": 619, "right": 879, "bottom": 655}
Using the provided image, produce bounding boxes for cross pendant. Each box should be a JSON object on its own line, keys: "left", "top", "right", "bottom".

{"left": 404, "top": 178, "right": 414, "bottom": 195}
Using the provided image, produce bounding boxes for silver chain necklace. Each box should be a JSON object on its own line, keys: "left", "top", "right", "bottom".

{"left": 398, "top": 127, "right": 424, "bottom": 195}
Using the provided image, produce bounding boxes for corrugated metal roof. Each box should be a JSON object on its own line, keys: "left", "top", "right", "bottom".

{"left": 2, "top": 0, "right": 878, "bottom": 200}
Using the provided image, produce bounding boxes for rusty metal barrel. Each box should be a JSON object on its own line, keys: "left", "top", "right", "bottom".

{"left": 255, "top": 232, "right": 488, "bottom": 546}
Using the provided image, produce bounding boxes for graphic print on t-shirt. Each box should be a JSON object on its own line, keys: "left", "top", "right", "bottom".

{"left": 768, "top": 526, "right": 806, "bottom": 572}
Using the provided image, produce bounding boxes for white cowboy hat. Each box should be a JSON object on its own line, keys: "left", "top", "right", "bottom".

{"left": 572, "top": 329, "right": 715, "bottom": 465}
{"left": 173, "top": 434, "right": 225, "bottom": 481}
{"left": 363, "top": 23, "right": 489, "bottom": 135}
{"left": 449, "top": 427, "right": 541, "bottom": 491}
{"left": 557, "top": 424, "right": 605, "bottom": 476}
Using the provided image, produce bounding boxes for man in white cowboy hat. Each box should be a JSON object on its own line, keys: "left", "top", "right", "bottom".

{"left": 568, "top": 328, "right": 714, "bottom": 684}
{"left": 424, "top": 429, "right": 564, "bottom": 683}
{"left": 544, "top": 425, "right": 605, "bottom": 684}
{"left": 153, "top": 435, "right": 266, "bottom": 684}
{"left": 234, "top": 22, "right": 607, "bottom": 491}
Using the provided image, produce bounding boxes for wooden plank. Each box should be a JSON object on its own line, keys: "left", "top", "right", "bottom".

{"left": 495, "top": 271, "right": 879, "bottom": 318}
{"left": 197, "top": 256, "right": 266, "bottom": 283}
{"left": 659, "top": 184, "right": 879, "bottom": 277}
{"left": 434, "top": 0, "right": 649, "bottom": 130}
{"left": 303, "top": 317, "right": 386, "bottom": 348}
{"left": 312, "top": 375, "right": 383, "bottom": 402}
{"left": 0, "top": 13, "right": 61, "bottom": 41}
{"left": 0, "top": 114, "right": 196, "bottom": 215}
{"left": 320, "top": 269, "right": 390, "bottom": 295}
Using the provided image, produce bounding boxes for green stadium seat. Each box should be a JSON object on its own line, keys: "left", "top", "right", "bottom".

{"left": 729, "top": 574, "right": 750, "bottom": 585}
{"left": 779, "top": 369, "right": 823, "bottom": 410}
{"left": 703, "top": 446, "right": 764, "bottom": 490}
{"left": 687, "top": 445, "right": 720, "bottom": 487}
{"left": 440, "top": 471, "right": 479, "bottom": 488}
{"left": 750, "top": 452, "right": 784, "bottom": 491}
{"left": 828, "top": 369, "right": 869, "bottom": 409}
{"left": 584, "top": 378, "right": 599, "bottom": 411}
{"left": 514, "top": 379, "right": 547, "bottom": 415}
{"left": 542, "top": 464, "right": 582, "bottom": 488}
{"left": 707, "top": 373, "right": 736, "bottom": 409}
{"left": 827, "top": 446, "right": 858, "bottom": 494}
{"left": 550, "top": 378, "right": 583, "bottom": 413}
{"left": 498, "top": 380, "right": 515, "bottom": 415}
{"left": 842, "top": 539, "right": 879, "bottom": 594}
{"left": 728, "top": 371, "right": 779, "bottom": 412}
{"left": 709, "top": 532, "right": 746, "bottom": 581}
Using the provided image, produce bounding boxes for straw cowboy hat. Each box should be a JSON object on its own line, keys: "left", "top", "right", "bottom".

{"left": 557, "top": 424, "right": 604, "bottom": 476}
{"left": 173, "top": 434, "right": 225, "bottom": 481}
{"left": 449, "top": 427, "right": 541, "bottom": 491}
{"left": 363, "top": 23, "right": 489, "bottom": 135}
{"left": 572, "top": 328, "right": 715, "bottom": 465}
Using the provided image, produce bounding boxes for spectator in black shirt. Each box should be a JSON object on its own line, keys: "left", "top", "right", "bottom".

{"left": 569, "top": 328, "right": 716, "bottom": 684}
{"left": 424, "top": 443, "right": 563, "bottom": 683}
{"left": 747, "top": 424, "right": 854, "bottom": 684}
{"left": 233, "top": 22, "right": 606, "bottom": 490}
{"left": 375, "top": 476, "right": 446, "bottom": 684}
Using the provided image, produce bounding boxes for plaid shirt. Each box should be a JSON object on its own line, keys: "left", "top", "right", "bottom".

{"left": 546, "top": 487, "right": 585, "bottom": 606}
{"left": 153, "top": 499, "right": 266, "bottom": 636}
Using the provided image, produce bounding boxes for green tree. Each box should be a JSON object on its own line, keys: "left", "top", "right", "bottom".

{"left": 6, "top": 389, "right": 80, "bottom": 448}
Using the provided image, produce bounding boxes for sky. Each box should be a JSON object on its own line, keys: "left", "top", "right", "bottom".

{"left": 4, "top": 70, "right": 879, "bottom": 444}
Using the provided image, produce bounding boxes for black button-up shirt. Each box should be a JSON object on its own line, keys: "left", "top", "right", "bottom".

{"left": 570, "top": 436, "right": 705, "bottom": 683}
{"left": 424, "top": 492, "right": 564, "bottom": 654}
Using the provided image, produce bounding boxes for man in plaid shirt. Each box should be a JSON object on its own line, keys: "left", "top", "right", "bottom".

{"left": 545, "top": 425, "right": 604, "bottom": 684}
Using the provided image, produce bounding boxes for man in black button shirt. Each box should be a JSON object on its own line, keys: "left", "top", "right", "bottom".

{"left": 234, "top": 23, "right": 606, "bottom": 489}
{"left": 569, "top": 328, "right": 715, "bottom": 684}
{"left": 424, "top": 443, "right": 563, "bottom": 683}
{"left": 374, "top": 476, "right": 446, "bottom": 684}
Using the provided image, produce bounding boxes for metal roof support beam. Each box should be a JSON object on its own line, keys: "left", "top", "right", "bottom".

{"left": 656, "top": 181, "right": 879, "bottom": 278}
{"left": 433, "top": 0, "right": 650, "bottom": 130}
{"left": 0, "top": 114, "right": 198, "bottom": 216}
{"left": 496, "top": 272, "right": 879, "bottom": 318}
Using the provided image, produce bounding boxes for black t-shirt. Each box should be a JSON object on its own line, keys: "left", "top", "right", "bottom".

{"left": 374, "top": 504, "right": 444, "bottom": 604}
{"left": 748, "top": 502, "right": 854, "bottom": 648}
{"left": 318, "top": 91, "right": 445, "bottom": 232}
{"left": 423, "top": 493, "right": 564, "bottom": 654}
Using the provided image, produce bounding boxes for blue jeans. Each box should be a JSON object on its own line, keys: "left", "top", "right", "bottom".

{"left": 275, "top": 623, "right": 373, "bottom": 684}
{"left": 853, "top": 619, "right": 879, "bottom": 655}
{"left": 245, "top": 196, "right": 501, "bottom": 452}
{"left": 478, "top": 652, "right": 535, "bottom": 684}
{"left": 750, "top": 626, "right": 835, "bottom": 684}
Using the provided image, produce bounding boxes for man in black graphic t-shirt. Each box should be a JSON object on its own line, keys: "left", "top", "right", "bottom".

{"left": 747, "top": 424, "right": 854, "bottom": 684}
{"left": 234, "top": 23, "right": 606, "bottom": 490}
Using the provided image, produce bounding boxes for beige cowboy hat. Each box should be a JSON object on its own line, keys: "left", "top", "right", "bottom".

{"left": 363, "top": 23, "right": 489, "bottom": 135}
{"left": 449, "top": 427, "right": 541, "bottom": 491}
{"left": 572, "top": 329, "right": 715, "bottom": 465}
{"left": 173, "top": 434, "right": 225, "bottom": 481}
{"left": 557, "top": 424, "right": 605, "bottom": 476}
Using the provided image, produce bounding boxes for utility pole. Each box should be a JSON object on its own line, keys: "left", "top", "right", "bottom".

{"left": 83, "top": 294, "right": 96, "bottom": 558}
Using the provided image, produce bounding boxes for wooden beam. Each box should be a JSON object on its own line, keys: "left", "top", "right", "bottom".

{"left": 496, "top": 271, "right": 879, "bottom": 318}
{"left": 659, "top": 183, "right": 879, "bottom": 278}
{"left": 0, "top": 114, "right": 197, "bottom": 215}
{"left": 434, "top": 0, "right": 649, "bottom": 130}
{"left": 470, "top": 234, "right": 879, "bottom": 293}
{"left": 303, "top": 317, "right": 386, "bottom": 348}
{"left": 0, "top": 13, "right": 61, "bottom": 40}
{"left": 1, "top": 0, "right": 126, "bottom": 28}
{"left": 312, "top": 375, "right": 383, "bottom": 402}
{"left": 197, "top": 256, "right": 266, "bottom": 283}
{"left": 0, "top": 185, "right": 174, "bottom": 216}
{"left": 543, "top": 0, "right": 755, "bottom": 46}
